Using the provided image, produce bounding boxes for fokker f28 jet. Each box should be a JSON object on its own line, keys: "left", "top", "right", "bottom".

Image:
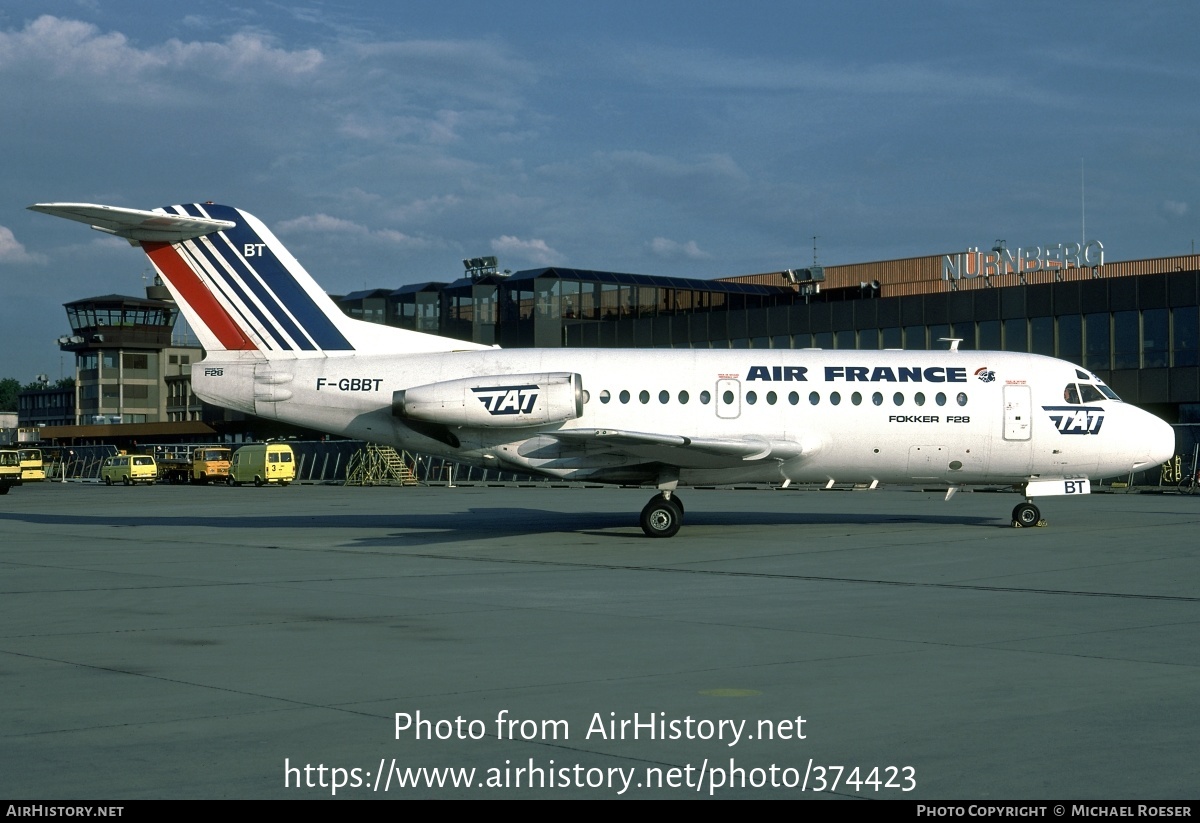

{"left": 30, "top": 202, "right": 1176, "bottom": 537}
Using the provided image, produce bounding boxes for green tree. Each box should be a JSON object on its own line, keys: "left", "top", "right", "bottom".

{"left": 0, "top": 377, "right": 19, "bottom": 411}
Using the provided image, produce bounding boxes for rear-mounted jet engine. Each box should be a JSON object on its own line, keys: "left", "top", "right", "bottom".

{"left": 393, "top": 372, "right": 584, "bottom": 428}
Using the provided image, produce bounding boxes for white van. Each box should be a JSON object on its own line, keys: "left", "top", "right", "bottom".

{"left": 228, "top": 443, "right": 295, "bottom": 486}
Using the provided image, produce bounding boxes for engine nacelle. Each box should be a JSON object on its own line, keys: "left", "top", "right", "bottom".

{"left": 393, "top": 372, "right": 584, "bottom": 428}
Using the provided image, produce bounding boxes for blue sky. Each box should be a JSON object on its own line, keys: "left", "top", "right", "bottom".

{"left": 2, "top": 1, "right": 1198, "bottom": 383}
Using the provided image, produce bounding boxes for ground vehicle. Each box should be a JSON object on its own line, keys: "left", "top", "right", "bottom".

{"left": 191, "top": 446, "right": 232, "bottom": 483}
{"left": 228, "top": 443, "right": 295, "bottom": 486}
{"left": 0, "top": 449, "right": 22, "bottom": 494}
{"left": 158, "top": 446, "right": 233, "bottom": 484}
{"left": 100, "top": 454, "right": 158, "bottom": 486}
{"left": 18, "top": 448, "right": 45, "bottom": 481}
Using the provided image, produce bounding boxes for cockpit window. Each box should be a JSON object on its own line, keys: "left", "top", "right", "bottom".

{"left": 1064, "top": 381, "right": 1120, "bottom": 403}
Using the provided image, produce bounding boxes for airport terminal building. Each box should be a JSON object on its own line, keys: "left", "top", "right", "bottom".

{"left": 337, "top": 245, "right": 1200, "bottom": 424}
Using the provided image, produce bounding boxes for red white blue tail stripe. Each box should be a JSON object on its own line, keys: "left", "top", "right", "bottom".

{"left": 149, "top": 203, "right": 354, "bottom": 353}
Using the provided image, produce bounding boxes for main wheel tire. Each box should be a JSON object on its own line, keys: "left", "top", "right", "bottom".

{"left": 105, "top": 476, "right": 112, "bottom": 486}
{"left": 640, "top": 497, "right": 683, "bottom": 538}
{"left": 1012, "top": 502, "right": 1040, "bottom": 528}
{"left": 122, "top": 476, "right": 131, "bottom": 486}
{"left": 254, "top": 476, "right": 264, "bottom": 487}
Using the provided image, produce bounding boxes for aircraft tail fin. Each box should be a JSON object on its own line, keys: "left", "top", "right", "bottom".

{"left": 28, "top": 202, "right": 487, "bottom": 357}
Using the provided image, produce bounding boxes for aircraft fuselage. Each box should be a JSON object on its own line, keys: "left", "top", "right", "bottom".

{"left": 195, "top": 347, "right": 1167, "bottom": 489}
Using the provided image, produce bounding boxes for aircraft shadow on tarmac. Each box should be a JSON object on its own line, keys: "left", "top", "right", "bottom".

{"left": 0, "top": 508, "right": 1000, "bottom": 548}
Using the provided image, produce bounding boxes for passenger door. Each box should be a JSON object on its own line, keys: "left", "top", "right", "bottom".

{"left": 716, "top": 379, "right": 741, "bottom": 419}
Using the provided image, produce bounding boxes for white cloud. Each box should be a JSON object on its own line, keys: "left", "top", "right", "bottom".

{"left": 1162, "top": 200, "right": 1189, "bottom": 218}
{"left": 0, "top": 226, "right": 45, "bottom": 264}
{"left": 491, "top": 235, "right": 565, "bottom": 267}
{"left": 376, "top": 229, "right": 442, "bottom": 250}
{"left": 648, "top": 237, "right": 710, "bottom": 260}
{"left": 0, "top": 15, "right": 323, "bottom": 80}
{"left": 599, "top": 150, "right": 747, "bottom": 185}
{"left": 338, "top": 110, "right": 470, "bottom": 145}
{"left": 386, "top": 194, "right": 462, "bottom": 221}
{"left": 277, "top": 213, "right": 369, "bottom": 235}
{"left": 619, "top": 45, "right": 1042, "bottom": 104}
{"left": 277, "top": 213, "right": 443, "bottom": 250}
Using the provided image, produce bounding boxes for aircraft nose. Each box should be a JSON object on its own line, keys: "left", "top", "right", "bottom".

{"left": 1133, "top": 414, "right": 1176, "bottom": 469}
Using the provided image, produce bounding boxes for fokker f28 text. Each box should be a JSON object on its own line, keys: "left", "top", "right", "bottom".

{"left": 30, "top": 202, "right": 1175, "bottom": 537}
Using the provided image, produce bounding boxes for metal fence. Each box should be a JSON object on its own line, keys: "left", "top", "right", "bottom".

{"left": 130, "top": 440, "right": 543, "bottom": 485}
{"left": 48, "top": 444, "right": 119, "bottom": 480}
{"left": 39, "top": 427, "right": 1200, "bottom": 489}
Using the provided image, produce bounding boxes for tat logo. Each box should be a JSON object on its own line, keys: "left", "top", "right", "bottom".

{"left": 975, "top": 367, "right": 995, "bottom": 383}
{"left": 472, "top": 384, "right": 540, "bottom": 415}
{"left": 1043, "top": 405, "right": 1105, "bottom": 435}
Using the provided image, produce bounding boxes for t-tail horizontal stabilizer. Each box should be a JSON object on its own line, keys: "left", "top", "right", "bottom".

{"left": 27, "top": 203, "right": 234, "bottom": 243}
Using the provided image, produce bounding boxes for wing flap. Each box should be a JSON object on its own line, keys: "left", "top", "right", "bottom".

{"left": 552, "top": 428, "right": 805, "bottom": 467}
{"left": 28, "top": 203, "right": 235, "bottom": 242}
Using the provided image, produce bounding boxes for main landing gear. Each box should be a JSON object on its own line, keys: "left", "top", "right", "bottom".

{"left": 640, "top": 492, "right": 683, "bottom": 538}
{"left": 1011, "top": 501, "right": 1047, "bottom": 528}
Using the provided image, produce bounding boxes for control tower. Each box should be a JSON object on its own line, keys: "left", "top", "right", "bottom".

{"left": 56, "top": 287, "right": 201, "bottom": 425}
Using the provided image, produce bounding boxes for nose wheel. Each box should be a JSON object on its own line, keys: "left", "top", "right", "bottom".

{"left": 640, "top": 493, "right": 683, "bottom": 538}
{"left": 1011, "top": 501, "right": 1046, "bottom": 528}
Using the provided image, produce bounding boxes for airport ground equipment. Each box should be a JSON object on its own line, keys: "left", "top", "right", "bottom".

{"left": 228, "top": 443, "right": 296, "bottom": 486}
{"left": 156, "top": 445, "right": 233, "bottom": 484}
{"left": 344, "top": 444, "right": 420, "bottom": 486}
{"left": 0, "top": 449, "right": 22, "bottom": 493}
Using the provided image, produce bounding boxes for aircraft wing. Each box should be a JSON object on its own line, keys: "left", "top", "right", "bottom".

{"left": 550, "top": 427, "right": 804, "bottom": 467}
{"left": 27, "top": 203, "right": 234, "bottom": 242}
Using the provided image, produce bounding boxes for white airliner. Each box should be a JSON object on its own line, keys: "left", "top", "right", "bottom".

{"left": 31, "top": 202, "right": 1176, "bottom": 537}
